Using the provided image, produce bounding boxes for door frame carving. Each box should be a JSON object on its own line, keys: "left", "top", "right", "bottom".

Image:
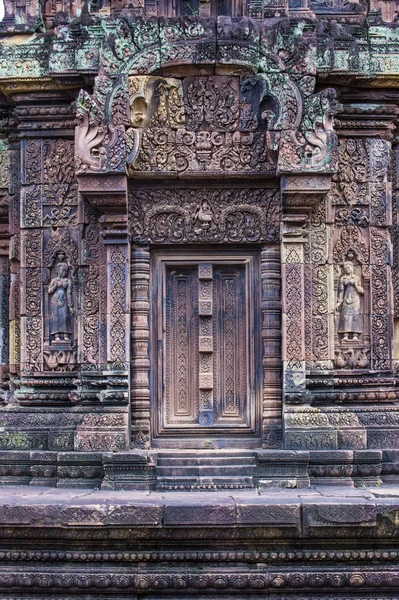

{"left": 130, "top": 241, "right": 282, "bottom": 449}
{"left": 151, "top": 247, "right": 262, "bottom": 448}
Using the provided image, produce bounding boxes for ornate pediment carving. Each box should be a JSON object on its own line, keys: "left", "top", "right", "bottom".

{"left": 75, "top": 67, "right": 340, "bottom": 180}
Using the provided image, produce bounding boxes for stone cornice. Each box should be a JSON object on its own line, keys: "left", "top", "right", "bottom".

{"left": 0, "top": 17, "right": 398, "bottom": 98}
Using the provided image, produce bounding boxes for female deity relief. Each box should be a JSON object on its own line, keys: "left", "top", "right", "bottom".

{"left": 48, "top": 262, "right": 74, "bottom": 343}
{"left": 336, "top": 260, "right": 364, "bottom": 341}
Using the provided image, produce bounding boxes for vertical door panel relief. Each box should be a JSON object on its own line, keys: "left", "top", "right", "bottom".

{"left": 214, "top": 265, "right": 247, "bottom": 425}
{"left": 165, "top": 265, "right": 199, "bottom": 426}
{"left": 155, "top": 252, "right": 258, "bottom": 437}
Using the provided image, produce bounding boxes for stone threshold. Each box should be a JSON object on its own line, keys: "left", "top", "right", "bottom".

{"left": 0, "top": 485, "right": 399, "bottom": 597}
{"left": 0, "top": 483, "right": 396, "bottom": 536}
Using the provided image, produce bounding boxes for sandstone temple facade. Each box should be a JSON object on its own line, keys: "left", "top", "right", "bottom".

{"left": 1, "top": 0, "right": 399, "bottom": 598}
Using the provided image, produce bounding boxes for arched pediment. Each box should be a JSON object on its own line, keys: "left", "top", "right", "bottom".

{"left": 75, "top": 17, "right": 340, "bottom": 180}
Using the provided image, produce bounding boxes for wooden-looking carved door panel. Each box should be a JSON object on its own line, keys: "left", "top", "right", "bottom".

{"left": 153, "top": 251, "right": 260, "bottom": 443}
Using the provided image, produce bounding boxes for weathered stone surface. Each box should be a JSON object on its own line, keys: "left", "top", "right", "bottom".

{"left": 0, "top": 485, "right": 396, "bottom": 597}
{"left": 1, "top": 3, "right": 399, "bottom": 597}
{"left": 0, "top": 0, "right": 397, "bottom": 465}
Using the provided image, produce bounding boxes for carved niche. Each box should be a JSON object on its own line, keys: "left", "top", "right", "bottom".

{"left": 42, "top": 229, "right": 78, "bottom": 372}
{"left": 333, "top": 226, "right": 370, "bottom": 370}
{"left": 332, "top": 137, "right": 392, "bottom": 371}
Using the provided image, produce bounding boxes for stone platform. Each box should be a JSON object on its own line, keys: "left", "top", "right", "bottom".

{"left": 1, "top": 484, "right": 399, "bottom": 598}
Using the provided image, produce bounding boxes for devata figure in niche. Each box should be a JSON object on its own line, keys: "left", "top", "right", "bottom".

{"left": 49, "top": 262, "right": 74, "bottom": 343}
{"left": 336, "top": 260, "right": 364, "bottom": 341}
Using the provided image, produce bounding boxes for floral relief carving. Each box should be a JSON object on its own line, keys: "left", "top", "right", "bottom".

{"left": 334, "top": 139, "right": 368, "bottom": 206}
{"left": 109, "top": 244, "right": 128, "bottom": 370}
{"left": 129, "top": 188, "right": 280, "bottom": 244}
{"left": 183, "top": 76, "right": 239, "bottom": 132}
{"left": 370, "top": 227, "right": 390, "bottom": 370}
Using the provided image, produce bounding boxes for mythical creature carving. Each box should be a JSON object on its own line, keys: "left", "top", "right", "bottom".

{"left": 75, "top": 75, "right": 139, "bottom": 174}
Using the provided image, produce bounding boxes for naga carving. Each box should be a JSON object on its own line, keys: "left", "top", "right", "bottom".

{"left": 75, "top": 75, "right": 140, "bottom": 175}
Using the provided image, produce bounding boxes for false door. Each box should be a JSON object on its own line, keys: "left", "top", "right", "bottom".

{"left": 152, "top": 250, "right": 261, "bottom": 445}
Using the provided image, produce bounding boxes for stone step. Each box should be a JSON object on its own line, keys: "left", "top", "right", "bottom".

{"left": 156, "top": 450, "right": 255, "bottom": 459}
{"left": 156, "top": 476, "right": 254, "bottom": 490}
{"left": 157, "top": 456, "right": 254, "bottom": 466}
{"left": 156, "top": 466, "right": 200, "bottom": 477}
{"left": 156, "top": 465, "right": 254, "bottom": 477}
{"left": 155, "top": 450, "right": 256, "bottom": 489}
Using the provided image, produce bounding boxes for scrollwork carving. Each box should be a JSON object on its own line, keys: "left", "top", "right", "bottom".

{"left": 183, "top": 76, "right": 239, "bottom": 132}
{"left": 371, "top": 227, "right": 390, "bottom": 369}
{"left": 129, "top": 188, "right": 280, "bottom": 244}
{"left": 43, "top": 229, "right": 78, "bottom": 269}
{"left": 333, "top": 225, "right": 369, "bottom": 265}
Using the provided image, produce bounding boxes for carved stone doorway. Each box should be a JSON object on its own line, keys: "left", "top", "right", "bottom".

{"left": 151, "top": 249, "right": 262, "bottom": 448}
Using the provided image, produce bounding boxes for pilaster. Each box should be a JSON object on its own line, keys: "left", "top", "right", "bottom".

{"left": 76, "top": 175, "right": 130, "bottom": 452}
{"left": 280, "top": 174, "right": 336, "bottom": 450}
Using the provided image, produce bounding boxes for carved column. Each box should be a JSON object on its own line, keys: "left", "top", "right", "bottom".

{"left": 261, "top": 246, "right": 282, "bottom": 448}
{"left": 14, "top": 94, "right": 79, "bottom": 411}
{"left": 392, "top": 139, "right": 399, "bottom": 365}
{"left": 74, "top": 74, "right": 133, "bottom": 452}
{"left": 8, "top": 144, "right": 20, "bottom": 384}
{"left": 0, "top": 142, "right": 10, "bottom": 404}
{"left": 131, "top": 245, "right": 150, "bottom": 448}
